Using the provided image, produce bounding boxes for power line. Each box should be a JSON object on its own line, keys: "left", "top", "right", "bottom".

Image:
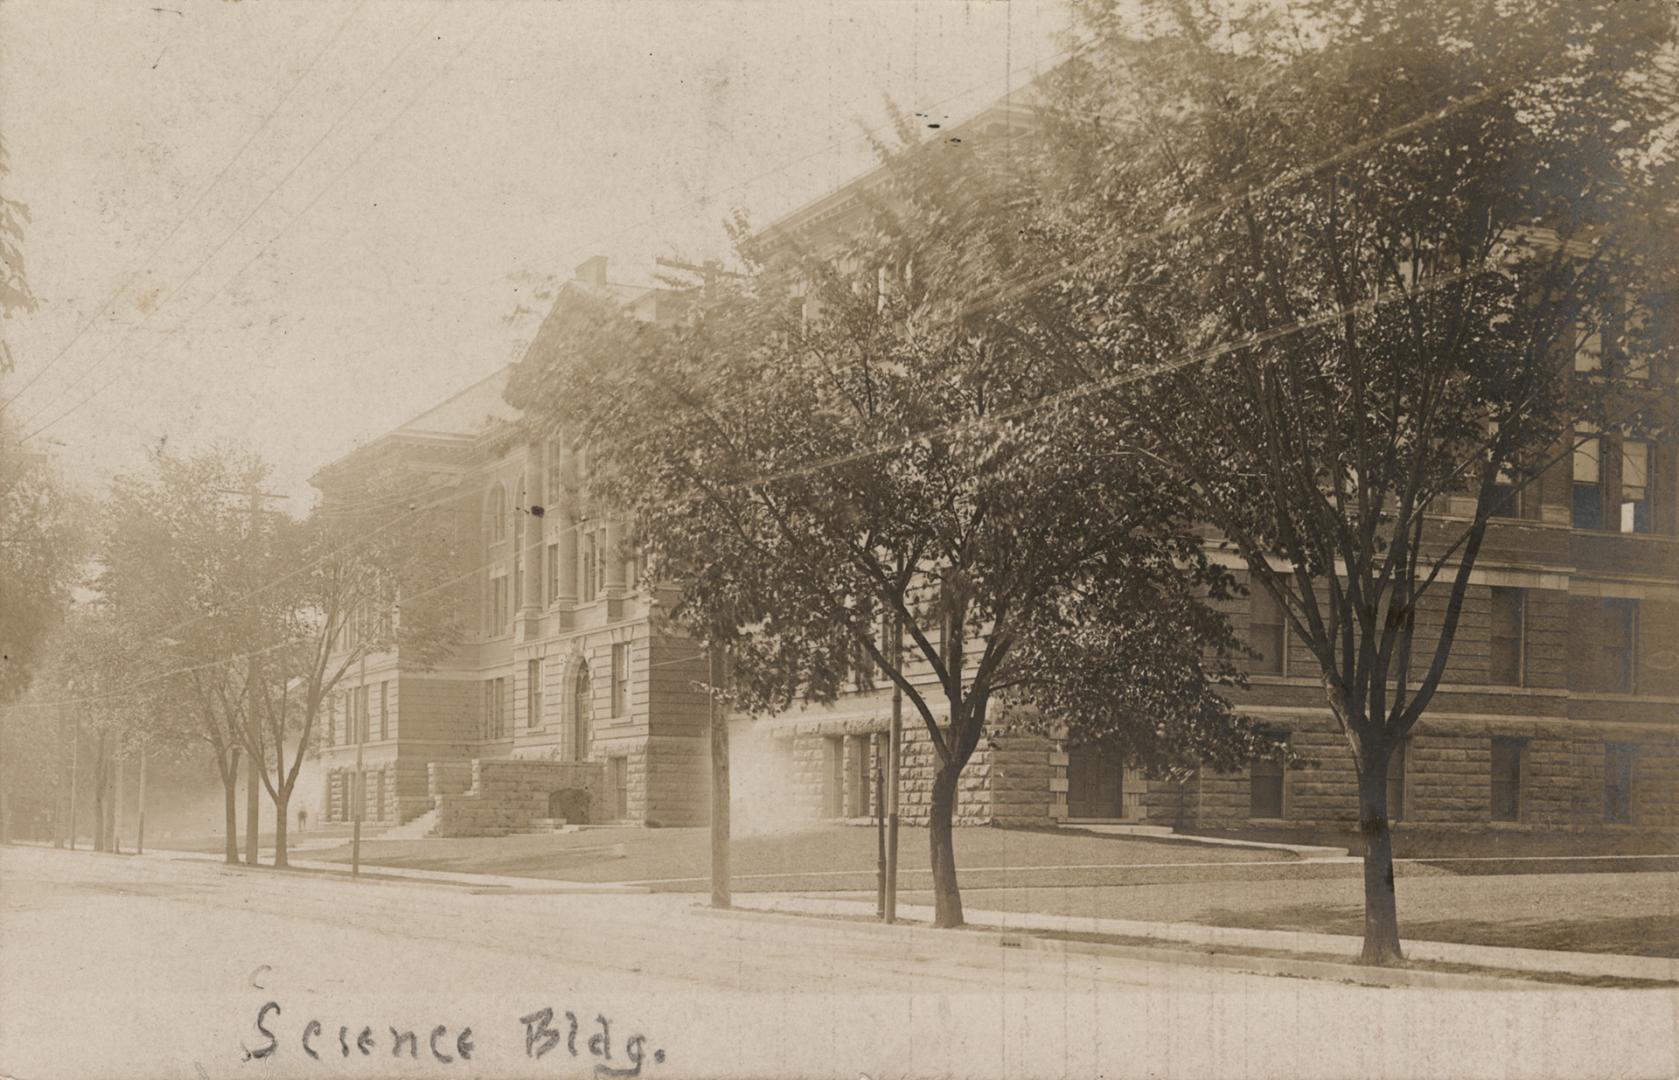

{"left": 0, "top": 1, "right": 367, "bottom": 415}
{"left": 15, "top": 0, "right": 462, "bottom": 441}
{"left": 5, "top": 30, "right": 1614, "bottom": 709}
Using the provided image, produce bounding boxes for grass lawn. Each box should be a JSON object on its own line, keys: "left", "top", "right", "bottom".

{"left": 302, "top": 823, "right": 1290, "bottom": 889}
{"left": 898, "top": 867, "right": 1679, "bottom": 957}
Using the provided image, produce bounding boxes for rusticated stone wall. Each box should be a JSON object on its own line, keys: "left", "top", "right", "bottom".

{"left": 431, "top": 759, "right": 609, "bottom": 837}
{"left": 1174, "top": 712, "right": 1679, "bottom": 832}
{"left": 774, "top": 718, "right": 1058, "bottom": 827}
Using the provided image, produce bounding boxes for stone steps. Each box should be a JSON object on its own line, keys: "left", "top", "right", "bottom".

{"left": 378, "top": 808, "right": 441, "bottom": 841}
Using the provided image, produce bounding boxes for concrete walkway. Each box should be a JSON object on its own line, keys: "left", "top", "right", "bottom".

{"left": 154, "top": 846, "right": 648, "bottom": 893}
{"left": 736, "top": 892, "right": 1679, "bottom": 984}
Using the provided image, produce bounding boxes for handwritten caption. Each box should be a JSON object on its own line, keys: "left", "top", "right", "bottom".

{"left": 244, "top": 1001, "right": 667, "bottom": 1076}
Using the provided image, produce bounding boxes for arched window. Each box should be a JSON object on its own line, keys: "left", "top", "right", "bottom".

{"left": 486, "top": 485, "right": 507, "bottom": 544}
{"left": 573, "top": 662, "right": 593, "bottom": 761}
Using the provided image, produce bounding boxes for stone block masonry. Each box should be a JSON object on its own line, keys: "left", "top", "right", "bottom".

{"left": 431, "top": 759, "right": 609, "bottom": 837}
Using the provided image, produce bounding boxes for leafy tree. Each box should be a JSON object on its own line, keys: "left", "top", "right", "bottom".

{"left": 507, "top": 135, "right": 1273, "bottom": 928}
{"left": 250, "top": 465, "right": 463, "bottom": 867}
{"left": 98, "top": 451, "right": 282, "bottom": 864}
{"left": 1019, "top": 0, "right": 1678, "bottom": 961}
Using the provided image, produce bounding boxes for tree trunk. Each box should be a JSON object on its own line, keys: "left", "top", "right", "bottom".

{"left": 1357, "top": 752, "right": 1403, "bottom": 964}
{"left": 272, "top": 788, "right": 290, "bottom": 869}
{"left": 93, "top": 733, "right": 108, "bottom": 853}
{"left": 245, "top": 746, "right": 260, "bottom": 866}
{"left": 222, "top": 751, "right": 241, "bottom": 865}
{"left": 928, "top": 763, "right": 963, "bottom": 928}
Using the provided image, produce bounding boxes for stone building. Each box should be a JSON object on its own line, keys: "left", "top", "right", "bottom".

{"left": 735, "top": 105, "right": 1679, "bottom": 842}
{"left": 311, "top": 113, "right": 1678, "bottom": 844}
{"left": 311, "top": 258, "right": 715, "bottom": 834}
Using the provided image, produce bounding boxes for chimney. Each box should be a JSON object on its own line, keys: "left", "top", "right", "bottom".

{"left": 574, "top": 255, "right": 608, "bottom": 287}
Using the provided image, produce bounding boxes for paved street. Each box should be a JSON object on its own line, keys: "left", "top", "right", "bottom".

{"left": 3, "top": 845, "right": 1675, "bottom": 1079}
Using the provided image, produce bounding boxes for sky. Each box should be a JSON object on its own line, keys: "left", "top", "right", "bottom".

{"left": 0, "top": 0, "right": 1072, "bottom": 512}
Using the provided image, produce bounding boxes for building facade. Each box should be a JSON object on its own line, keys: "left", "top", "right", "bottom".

{"left": 311, "top": 127, "right": 1677, "bottom": 845}
{"left": 312, "top": 260, "right": 716, "bottom": 833}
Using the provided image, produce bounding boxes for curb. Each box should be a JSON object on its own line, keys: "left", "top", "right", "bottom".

{"left": 158, "top": 848, "right": 651, "bottom": 895}
{"left": 693, "top": 903, "right": 1545, "bottom": 991}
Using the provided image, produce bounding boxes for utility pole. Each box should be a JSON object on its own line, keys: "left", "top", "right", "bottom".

{"left": 136, "top": 739, "right": 148, "bottom": 855}
{"left": 708, "top": 645, "right": 730, "bottom": 910}
{"left": 53, "top": 706, "right": 64, "bottom": 848}
{"left": 351, "top": 654, "right": 365, "bottom": 879}
{"left": 245, "top": 484, "right": 262, "bottom": 866}
{"left": 884, "top": 615, "right": 902, "bottom": 924}
{"left": 112, "top": 753, "right": 124, "bottom": 854}
{"left": 67, "top": 701, "right": 79, "bottom": 851}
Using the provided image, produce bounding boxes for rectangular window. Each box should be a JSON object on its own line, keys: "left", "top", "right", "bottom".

{"left": 1385, "top": 739, "right": 1407, "bottom": 824}
{"left": 610, "top": 643, "right": 628, "bottom": 717}
{"left": 379, "top": 681, "right": 389, "bottom": 741}
{"left": 1624, "top": 307, "right": 1651, "bottom": 380}
{"left": 1249, "top": 749, "right": 1286, "bottom": 819}
{"left": 1488, "top": 587, "right": 1526, "bottom": 686}
{"left": 1572, "top": 433, "right": 1604, "bottom": 529}
{"left": 546, "top": 543, "right": 559, "bottom": 605}
{"left": 356, "top": 686, "right": 370, "bottom": 743}
{"left": 581, "top": 533, "right": 599, "bottom": 602}
{"left": 1249, "top": 586, "right": 1287, "bottom": 675}
{"left": 527, "top": 659, "right": 543, "bottom": 729}
{"left": 1605, "top": 743, "right": 1636, "bottom": 824}
{"left": 611, "top": 757, "right": 629, "bottom": 820}
{"left": 825, "top": 736, "right": 845, "bottom": 818}
{"left": 485, "top": 676, "right": 509, "bottom": 739}
{"left": 1620, "top": 440, "right": 1651, "bottom": 534}
{"left": 1575, "top": 319, "right": 1602, "bottom": 372}
{"left": 324, "top": 695, "right": 335, "bottom": 747}
{"left": 1602, "top": 599, "right": 1637, "bottom": 693}
{"left": 374, "top": 772, "right": 386, "bottom": 822}
{"left": 1491, "top": 737, "right": 1523, "bottom": 821}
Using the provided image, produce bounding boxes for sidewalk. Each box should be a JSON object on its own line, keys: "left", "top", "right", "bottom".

{"left": 731, "top": 892, "right": 1679, "bottom": 985}
{"left": 155, "top": 846, "right": 648, "bottom": 894}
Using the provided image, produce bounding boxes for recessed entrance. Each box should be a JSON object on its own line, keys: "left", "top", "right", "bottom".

{"left": 1065, "top": 746, "right": 1142, "bottom": 820}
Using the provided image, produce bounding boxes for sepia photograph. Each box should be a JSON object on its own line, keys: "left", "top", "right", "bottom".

{"left": 0, "top": 0, "right": 1675, "bottom": 1076}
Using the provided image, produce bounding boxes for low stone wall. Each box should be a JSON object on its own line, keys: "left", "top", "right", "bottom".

{"left": 431, "top": 759, "right": 610, "bottom": 838}
{"left": 427, "top": 760, "right": 476, "bottom": 801}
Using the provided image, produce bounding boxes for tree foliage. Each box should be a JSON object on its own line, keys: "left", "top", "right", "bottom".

{"left": 508, "top": 124, "right": 1272, "bottom": 927}
{"left": 1014, "top": 0, "right": 1679, "bottom": 961}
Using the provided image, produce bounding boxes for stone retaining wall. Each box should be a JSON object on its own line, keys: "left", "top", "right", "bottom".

{"left": 431, "top": 759, "right": 610, "bottom": 837}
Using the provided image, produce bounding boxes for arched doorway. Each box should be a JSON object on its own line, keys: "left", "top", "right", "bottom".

{"left": 572, "top": 662, "right": 592, "bottom": 761}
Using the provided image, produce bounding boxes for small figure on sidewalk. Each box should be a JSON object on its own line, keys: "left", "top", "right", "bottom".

{"left": 297, "top": 807, "right": 307, "bottom": 836}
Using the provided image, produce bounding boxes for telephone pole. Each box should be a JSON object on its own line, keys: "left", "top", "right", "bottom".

{"left": 708, "top": 645, "right": 730, "bottom": 910}
{"left": 245, "top": 484, "right": 262, "bottom": 865}
{"left": 884, "top": 615, "right": 902, "bottom": 924}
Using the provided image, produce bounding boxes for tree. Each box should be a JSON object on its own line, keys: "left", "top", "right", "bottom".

{"left": 0, "top": 414, "right": 81, "bottom": 842}
{"left": 248, "top": 464, "right": 462, "bottom": 868}
{"left": 98, "top": 451, "right": 283, "bottom": 865}
{"left": 1020, "top": 0, "right": 1678, "bottom": 961}
{"left": 507, "top": 132, "right": 1273, "bottom": 928}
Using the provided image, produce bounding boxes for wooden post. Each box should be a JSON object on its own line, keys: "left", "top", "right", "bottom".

{"left": 875, "top": 735, "right": 885, "bottom": 917}
{"left": 352, "top": 658, "right": 365, "bottom": 879}
{"left": 709, "top": 646, "right": 730, "bottom": 909}
{"left": 136, "top": 744, "right": 147, "bottom": 855}
{"left": 67, "top": 710, "right": 79, "bottom": 851}
{"left": 885, "top": 616, "right": 902, "bottom": 923}
{"left": 112, "top": 754, "right": 124, "bottom": 854}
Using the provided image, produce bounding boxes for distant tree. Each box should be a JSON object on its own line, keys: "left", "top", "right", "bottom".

{"left": 0, "top": 133, "right": 40, "bottom": 374}
{"left": 1019, "top": 0, "right": 1679, "bottom": 962}
{"left": 508, "top": 134, "right": 1274, "bottom": 928}
{"left": 98, "top": 451, "right": 282, "bottom": 864}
